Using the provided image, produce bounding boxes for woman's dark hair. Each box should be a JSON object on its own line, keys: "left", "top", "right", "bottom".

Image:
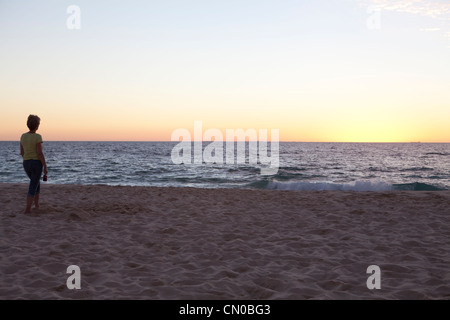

{"left": 27, "top": 115, "right": 41, "bottom": 131}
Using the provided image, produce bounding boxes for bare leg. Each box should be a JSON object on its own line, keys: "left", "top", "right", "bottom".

{"left": 25, "top": 196, "right": 34, "bottom": 213}
{"left": 34, "top": 194, "right": 40, "bottom": 209}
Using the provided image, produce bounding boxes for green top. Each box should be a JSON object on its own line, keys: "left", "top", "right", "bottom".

{"left": 20, "top": 133, "right": 43, "bottom": 161}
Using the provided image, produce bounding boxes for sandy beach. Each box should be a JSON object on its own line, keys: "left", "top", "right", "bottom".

{"left": 1, "top": 182, "right": 449, "bottom": 300}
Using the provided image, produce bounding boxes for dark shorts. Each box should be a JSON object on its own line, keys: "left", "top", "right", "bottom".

{"left": 23, "top": 160, "right": 43, "bottom": 196}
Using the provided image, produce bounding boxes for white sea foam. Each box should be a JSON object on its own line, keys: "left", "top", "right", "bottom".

{"left": 267, "top": 180, "right": 394, "bottom": 191}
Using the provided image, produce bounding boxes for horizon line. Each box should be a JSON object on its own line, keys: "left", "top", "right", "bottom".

{"left": 1, "top": 140, "right": 449, "bottom": 143}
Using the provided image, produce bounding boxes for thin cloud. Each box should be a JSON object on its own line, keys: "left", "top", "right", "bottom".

{"left": 354, "top": 0, "right": 450, "bottom": 46}
{"left": 355, "top": 0, "right": 450, "bottom": 19}
{"left": 420, "top": 27, "right": 441, "bottom": 31}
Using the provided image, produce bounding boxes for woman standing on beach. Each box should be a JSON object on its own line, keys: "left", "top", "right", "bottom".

{"left": 20, "top": 115, "right": 48, "bottom": 213}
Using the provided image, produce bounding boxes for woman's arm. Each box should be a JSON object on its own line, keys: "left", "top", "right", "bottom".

{"left": 36, "top": 142, "right": 48, "bottom": 175}
{"left": 20, "top": 143, "right": 24, "bottom": 158}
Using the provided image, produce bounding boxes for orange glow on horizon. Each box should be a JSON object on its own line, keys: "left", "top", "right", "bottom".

{"left": 1, "top": 120, "right": 448, "bottom": 143}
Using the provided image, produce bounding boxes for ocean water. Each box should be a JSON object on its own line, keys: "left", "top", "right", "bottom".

{"left": 1, "top": 141, "right": 449, "bottom": 191}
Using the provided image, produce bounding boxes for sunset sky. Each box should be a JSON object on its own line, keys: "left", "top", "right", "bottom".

{"left": 1, "top": 0, "right": 449, "bottom": 142}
